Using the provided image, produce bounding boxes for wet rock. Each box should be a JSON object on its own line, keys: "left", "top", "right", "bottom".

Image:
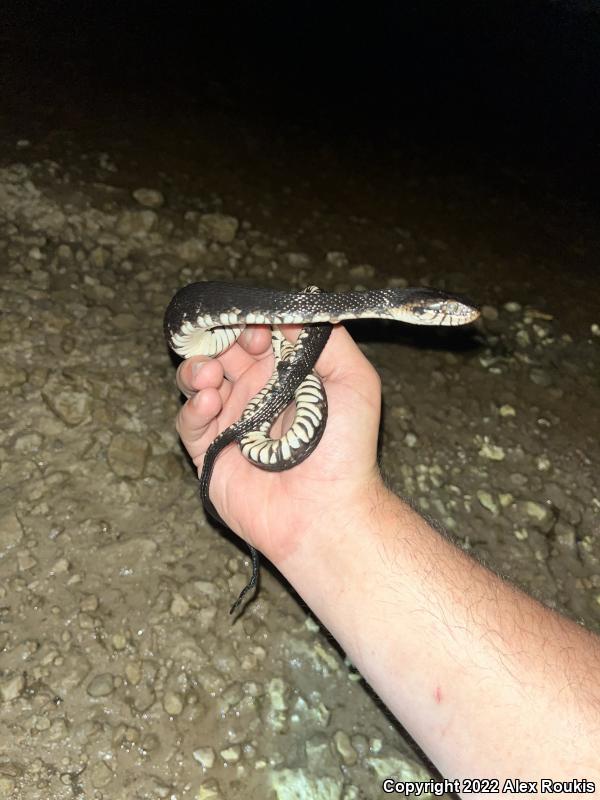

{"left": 17, "top": 550, "right": 37, "bottom": 571}
{"left": 219, "top": 746, "right": 241, "bottom": 763}
{"left": 504, "top": 301, "right": 522, "bottom": 313}
{"left": 0, "top": 672, "right": 26, "bottom": 702}
{"left": 476, "top": 490, "right": 499, "bottom": 516}
{"left": 478, "top": 439, "right": 505, "bottom": 461}
{"left": 112, "top": 312, "right": 139, "bottom": 332}
{"left": 0, "top": 776, "right": 16, "bottom": 795}
{"left": 196, "top": 779, "right": 225, "bottom": 800}
{"left": 133, "top": 685, "right": 156, "bottom": 713}
{"left": 270, "top": 769, "right": 343, "bottom": 800}
{"left": 387, "top": 276, "right": 409, "bottom": 288}
{"left": 516, "top": 329, "right": 531, "bottom": 348}
{"left": 536, "top": 455, "right": 552, "bottom": 471}
{"left": 326, "top": 251, "right": 349, "bottom": 268}
{"left": 86, "top": 673, "right": 115, "bottom": 697}
{"left": 554, "top": 520, "right": 577, "bottom": 553}
{"left": 147, "top": 452, "right": 185, "bottom": 481}
{"left": 349, "top": 263, "right": 375, "bottom": 279}
{"left": 513, "top": 500, "right": 556, "bottom": 533}
{"left": 199, "top": 213, "right": 239, "bottom": 243}
{"left": 368, "top": 754, "right": 430, "bottom": 786}
{"left": 163, "top": 690, "right": 184, "bottom": 716}
{"left": 125, "top": 661, "right": 143, "bottom": 685}
{"left": 333, "top": 730, "right": 358, "bottom": 765}
{"left": 176, "top": 238, "right": 207, "bottom": 261}
{"left": 529, "top": 368, "right": 553, "bottom": 387}
{"left": 42, "top": 378, "right": 93, "bottom": 427}
{"left": 14, "top": 432, "right": 43, "bottom": 453}
{"left": 90, "top": 760, "right": 113, "bottom": 789}
{"left": 0, "top": 511, "right": 24, "bottom": 550}
{"left": 132, "top": 187, "right": 165, "bottom": 208}
{"left": 170, "top": 592, "right": 190, "bottom": 617}
{"left": 80, "top": 594, "right": 99, "bottom": 612}
{"left": 0, "top": 363, "right": 27, "bottom": 388}
{"left": 481, "top": 304, "right": 499, "bottom": 321}
{"left": 286, "top": 252, "right": 311, "bottom": 268}
{"left": 106, "top": 432, "right": 150, "bottom": 478}
{"left": 192, "top": 747, "right": 216, "bottom": 769}
{"left": 116, "top": 209, "right": 158, "bottom": 236}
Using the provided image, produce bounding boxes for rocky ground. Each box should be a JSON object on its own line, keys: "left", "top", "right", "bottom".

{"left": 0, "top": 101, "right": 599, "bottom": 799}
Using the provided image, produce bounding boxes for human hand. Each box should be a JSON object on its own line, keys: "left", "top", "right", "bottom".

{"left": 174, "top": 323, "right": 385, "bottom": 568}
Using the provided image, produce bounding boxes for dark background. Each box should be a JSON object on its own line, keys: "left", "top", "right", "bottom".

{"left": 4, "top": 1, "right": 600, "bottom": 169}
{"left": 2, "top": 0, "right": 600, "bottom": 325}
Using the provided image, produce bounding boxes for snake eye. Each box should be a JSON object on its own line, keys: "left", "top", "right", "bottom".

{"left": 411, "top": 304, "right": 428, "bottom": 316}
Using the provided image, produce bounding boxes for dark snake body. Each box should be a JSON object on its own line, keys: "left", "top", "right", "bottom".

{"left": 164, "top": 281, "right": 479, "bottom": 613}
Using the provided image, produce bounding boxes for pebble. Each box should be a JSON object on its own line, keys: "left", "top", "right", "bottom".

{"left": 504, "top": 301, "right": 522, "bottom": 312}
{"left": 17, "top": 550, "right": 37, "bottom": 571}
{"left": 333, "top": 730, "right": 358, "bottom": 765}
{"left": 116, "top": 209, "right": 158, "bottom": 236}
{"left": 529, "top": 368, "right": 553, "bottom": 387}
{"left": 554, "top": 521, "right": 577, "bottom": 552}
{"left": 480, "top": 304, "right": 499, "bottom": 321}
{"left": 176, "top": 237, "right": 207, "bottom": 261}
{"left": 14, "top": 432, "right": 43, "bottom": 453}
{"left": 521, "top": 500, "right": 549, "bottom": 522}
{"left": 286, "top": 252, "right": 311, "bottom": 268}
{"left": 193, "top": 747, "right": 216, "bottom": 769}
{"left": 90, "top": 760, "right": 113, "bottom": 789}
{"left": 132, "top": 187, "right": 165, "bottom": 208}
{"left": 219, "top": 746, "right": 241, "bottom": 763}
{"left": 478, "top": 440, "right": 505, "bottom": 461}
{"left": 0, "top": 363, "right": 27, "bottom": 388}
{"left": 325, "top": 251, "right": 349, "bottom": 268}
{"left": 499, "top": 404, "right": 516, "bottom": 417}
{"left": 476, "top": 490, "right": 499, "bottom": 516}
{"left": 162, "top": 690, "right": 183, "bottom": 716}
{"left": 42, "top": 385, "right": 92, "bottom": 427}
{"left": 0, "top": 511, "right": 24, "bottom": 549}
{"left": 106, "top": 432, "right": 150, "bottom": 478}
{"left": 386, "top": 276, "right": 408, "bottom": 288}
{"left": 0, "top": 672, "right": 26, "bottom": 702}
{"left": 536, "top": 456, "right": 551, "bottom": 471}
{"left": 170, "top": 592, "right": 190, "bottom": 617}
{"left": 199, "top": 213, "right": 239, "bottom": 243}
{"left": 87, "top": 673, "right": 115, "bottom": 697}
{"left": 516, "top": 329, "right": 531, "bottom": 348}
{"left": 349, "top": 263, "right": 375, "bottom": 279}
{"left": 125, "top": 661, "right": 143, "bottom": 685}
{"left": 80, "top": 594, "right": 99, "bottom": 612}
{"left": 0, "top": 777, "right": 16, "bottom": 795}
{"left": 196, "top": 780, "right": 224, "bottom": 800}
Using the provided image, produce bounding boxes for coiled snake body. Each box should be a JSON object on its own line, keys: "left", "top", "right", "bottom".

{"left": 164, "top": 281, "right": 479, "bottom": 613}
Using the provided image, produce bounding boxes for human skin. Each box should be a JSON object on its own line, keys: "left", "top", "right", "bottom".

{"left": 174, "top": 323, "right": 600, "bottom": 795}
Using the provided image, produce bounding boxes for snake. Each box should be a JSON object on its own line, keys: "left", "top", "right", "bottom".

{"left": 164, "top": 280, "right": 479, "bottom": 614}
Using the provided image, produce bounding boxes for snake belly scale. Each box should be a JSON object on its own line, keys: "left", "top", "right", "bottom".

{"left": 164, "top": 280, "right": 479, "bottom": 614}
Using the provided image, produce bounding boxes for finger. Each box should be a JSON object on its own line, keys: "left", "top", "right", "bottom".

{"left": 176, "top": 379, "right": 232, "bottom": 454}
{"left": 218, "top": 326, "right": 273, "bottom": 382}
{"left": 176, "top": 357, "right": 224, "bottom": 399}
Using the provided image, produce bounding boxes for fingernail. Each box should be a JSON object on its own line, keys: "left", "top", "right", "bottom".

{"left": 192, "top": 362, "right": 205, "bottom": 378}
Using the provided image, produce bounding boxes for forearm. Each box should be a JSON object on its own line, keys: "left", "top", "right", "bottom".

{"left": 278, "top": 484, "right": 600, "bottom": 790}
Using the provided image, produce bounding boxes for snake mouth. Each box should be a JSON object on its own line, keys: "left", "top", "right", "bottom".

{"left": 394, "top": 297, "right": 480, "bottom": 326}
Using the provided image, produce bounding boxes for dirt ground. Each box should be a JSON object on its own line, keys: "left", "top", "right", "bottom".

{"left": 1, "top": 27, "right": 599, "bottom": 799}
